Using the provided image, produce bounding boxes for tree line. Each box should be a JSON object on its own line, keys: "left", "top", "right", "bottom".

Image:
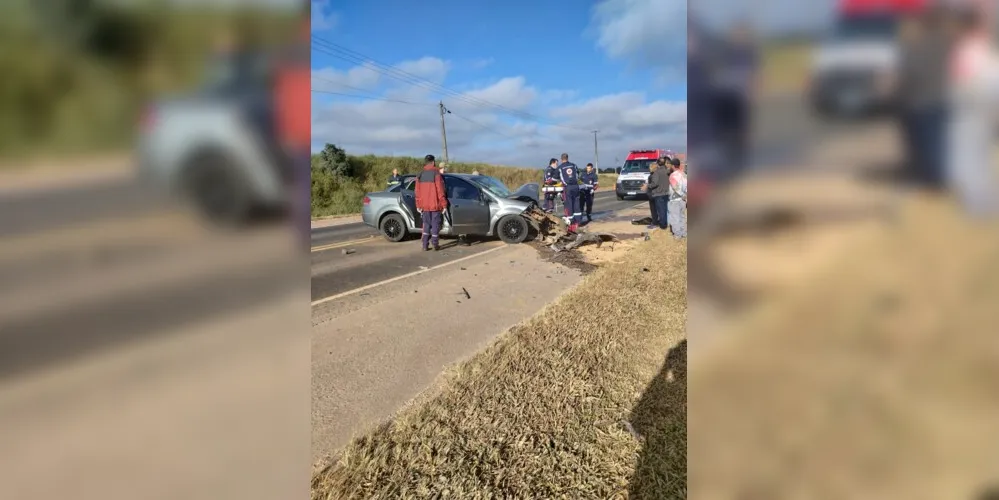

{"left": 0, "top": 1, "right": 297, "bottom": 159}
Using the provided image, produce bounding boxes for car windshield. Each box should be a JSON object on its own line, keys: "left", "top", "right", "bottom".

{"left": 622, "top": 160, "right": 654, "bottom": 173}
{"left": 831, "top": 13, "right": 898, "bottom": 41}
{"left": 472, "top": 175, "right": 512, "bottom": 197}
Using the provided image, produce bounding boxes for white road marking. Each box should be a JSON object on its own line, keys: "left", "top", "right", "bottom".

{"left": 310, "top": 244, "right": 508, "bottom": 307}
{"left": 310, "top": 199, "right": 645, "bottom": 306}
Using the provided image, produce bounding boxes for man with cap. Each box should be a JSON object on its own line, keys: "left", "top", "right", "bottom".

{"left": 414, "top": 154, "right": 448, "bottom": 251}
{"left": 557, "top": 153, "right": 582, "bottom": 232}
{"left": 578, "top": 163, "right": 599, "bottom": 223}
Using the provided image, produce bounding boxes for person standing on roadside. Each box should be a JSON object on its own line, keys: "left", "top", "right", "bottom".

{"left": 714, "top": 20, "right": 759, "bottom": 174}
{"left": 668, "top": 157, "right": 687, "bottom": 238}
{"left": 895, "top": 7, "right": 950, "bottom": 189}
{"left": 644, "top": 157, "right": 668, "bottom": 229}
{"left": 947, "top": 3, "right": 999, "bottom": 217}
{"left": 557, "top": 153, "right": 582, "bottom": 233}
{"left": 388, "top": 168, "right": 403, "bottom": 188}
{"left": 415, "top": 154, "right": 448, "bottom": 251}
{"left": 272, "top": 5, "right": 310, "bottom": 250}
{"left": 644, "top": 158, "right": 670, "bottom": 231}
{"left": 579, "top": 163, "right": 599, "bottom": 223}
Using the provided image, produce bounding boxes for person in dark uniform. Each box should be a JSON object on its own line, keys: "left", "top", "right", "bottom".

{"left": 542, "top": 158, "right": 559, "bottom": 212}
{"left": 387, "top": 168, "right": 402, "bottom": 188}
{"left": 557, "top": 153, "right": 582, "bottom": 233}
{"left": 578, "top": 163, "right": 599, "bottom": 222}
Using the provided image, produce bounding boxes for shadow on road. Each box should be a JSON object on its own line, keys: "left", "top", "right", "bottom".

{"left": 627, "top": 338, "right": 687, "bottom": 499}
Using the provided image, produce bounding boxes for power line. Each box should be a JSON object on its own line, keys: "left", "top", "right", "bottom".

{"left": 449, "top": 111, "right": 518, "bottom": 140}
{"left": 311, "top": 89, "right": 434, "bottom": 106}
{"left": 311, "top": 36, "right": 591, "bottom": 132}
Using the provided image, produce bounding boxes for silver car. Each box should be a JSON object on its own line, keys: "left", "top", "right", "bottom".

{"left": 361, "top": 174, "right": 540, "bottom": 244}
{"left": 136, "top": 51, "right": 290, "bottom": 225}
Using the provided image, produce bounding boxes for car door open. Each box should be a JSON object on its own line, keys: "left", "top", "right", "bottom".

{"left": 398, "top": 180, "right": 421, "bottom": 228}
{"left": 444, "top": 176, "right": 491, "bottom": 235}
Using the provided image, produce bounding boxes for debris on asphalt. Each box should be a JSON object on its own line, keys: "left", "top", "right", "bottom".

{"left": 631, "top": 216, "right": 653, "bottom": 226}
{"left": 550, "top": 232, "right": 620, "bottom": 253}
{"left": 418, "top": 265, "right": 429, "bottom": 270}
{"left": 462, "top": 287, "right": 471, "bottom": 299}
{"left": 342, "top": 248, "right": 356, "bottom": 255}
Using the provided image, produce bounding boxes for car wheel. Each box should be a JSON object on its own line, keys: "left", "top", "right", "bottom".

{"left": 181, "top": 151, "right": 254, "bottom": 227}
{"left": 497, "top": 215, "right": 529, "bottom": 244}
{"left": 616, "top": 194, "right": 624, "bottom": 201}
{"left": 380, "top": 213, "right": 408, "bottom": 242}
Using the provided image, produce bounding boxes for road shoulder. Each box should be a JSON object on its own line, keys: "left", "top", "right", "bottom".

{"left": 311, "top": 242, "right": 583, "bottom": 462}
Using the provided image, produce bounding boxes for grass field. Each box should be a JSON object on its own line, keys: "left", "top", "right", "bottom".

{"left": 689, "top": 196, "right": 999, "bottom": 497}
{"left": 311, "top": 152, "right": 618, "bottom": 217}
{"left": 312, "top": 233, "right": 686, "bottom": 499}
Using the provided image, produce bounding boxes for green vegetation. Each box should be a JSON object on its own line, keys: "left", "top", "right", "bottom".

{"left": 311, "top": 144, "right": 620, "bottom": 217}
{"left": 313, "top": 233, "right": 686, "bottom": 499}
{"left": 311, "top": 144, "right": 545, "bottom": 217}
{"left": 0, "top": 0, "right": 297, "bottom": 161}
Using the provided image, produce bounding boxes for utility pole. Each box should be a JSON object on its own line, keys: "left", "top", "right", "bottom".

{"left": 592, "top": 130, "right": 599, "bottom": 170}
{"left": 438, "top": 101, "right": 450, "bottom": 165}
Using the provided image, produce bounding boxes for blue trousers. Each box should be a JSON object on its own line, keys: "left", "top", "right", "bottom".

{"left": 562, "top": 185, "right": 581, "bottom": 224}
{"left": 421, "top": 211, "right": 442, "bottom": 248}
{"left": 652, "top": 195, "right": 668, "bottom": 229}
{"left": 579, "top": 189, "right": 594, "bottom": 216}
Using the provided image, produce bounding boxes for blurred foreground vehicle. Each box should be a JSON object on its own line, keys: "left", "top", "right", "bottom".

{"left": 807, "top": 0, "right": 927, "bottom": 119}
{"left": 136, "top": 50, "right": 292, "bottom": 225}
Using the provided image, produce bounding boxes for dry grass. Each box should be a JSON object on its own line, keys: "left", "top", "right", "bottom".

{"left": 689, "top": 196, "right": 999, "bottom": 498}
{"left": 312, "top": 233, "right": 687, "bottom": 499}
{"left": 762, "top": 43, "right": 811, "bottom": 94}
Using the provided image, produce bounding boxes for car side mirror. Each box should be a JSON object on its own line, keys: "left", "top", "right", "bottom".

{"left": 479, "top": 192, "right": 490, "bottom": 203}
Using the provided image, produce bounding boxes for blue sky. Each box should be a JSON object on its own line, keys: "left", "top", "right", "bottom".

{"left": 311, "top": 0, "right": 687, "bottom": 167}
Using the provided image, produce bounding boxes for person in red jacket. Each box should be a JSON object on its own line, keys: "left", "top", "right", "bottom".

{"left": 273, "top": 8, "right": 310, "bottom": 249}
{"left": 415, "top": 154, "right": 449, "bottom": 251}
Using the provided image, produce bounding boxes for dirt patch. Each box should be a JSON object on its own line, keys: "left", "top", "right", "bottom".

{"left": 527, "top": 240, "right": 598, "bottom": 274}
{"left": 523, "top": 206, "right": 654, "bottom": 271}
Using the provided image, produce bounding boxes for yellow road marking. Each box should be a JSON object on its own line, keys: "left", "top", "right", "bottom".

{"left": 311, "top": 236, "right": 378, "bottom": 253}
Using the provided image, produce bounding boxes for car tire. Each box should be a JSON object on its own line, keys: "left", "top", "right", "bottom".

{"left": 616, "top": 194, "right": 625, "bottom": 200}
{"left": 497, "top": 215, "right": 529, "bottom": 244}
{"left": 181, "top": 151, "right": 254, "bottom": 227}
{"left": 380, "top": 213, "right": 408, "bottom": 242}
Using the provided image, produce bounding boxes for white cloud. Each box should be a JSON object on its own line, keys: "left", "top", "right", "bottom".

{"left": 471, "top": 58, "right": 495, "bottom": 69}
{"left": 311, "top": 0, "right": 338, "bottom": 31}
{"left": 312, "top": 62, "right": 685, "bottom": 168}
{"left": 463, "top": 77, "right": 538, "bottom": 111}
{"left": 590, "top": 0, "right": 686, "bottom": 81}
{"left": 312, "top": 63, "right": 381, "bottom": 91}
{"left": 395, "top": 57, "right": 451, "bottom": 83}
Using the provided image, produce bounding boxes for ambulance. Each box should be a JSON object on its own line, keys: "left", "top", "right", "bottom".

{"left": 807, "top": 0, "right": 927, "bottom": 119}
{"left": 615, "top": 149, "right": 670, "bottom": 200}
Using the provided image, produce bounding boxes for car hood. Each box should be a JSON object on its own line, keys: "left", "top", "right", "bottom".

{"left": 507, "top": 183, "right": 539, "bottom": 203}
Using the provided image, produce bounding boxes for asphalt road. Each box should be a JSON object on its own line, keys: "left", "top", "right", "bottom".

{"left": 310, "top": 190, "right": 643, "bottom": 301}
{"left": 0, "top": 176, "right": 173, "bottom": 238}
